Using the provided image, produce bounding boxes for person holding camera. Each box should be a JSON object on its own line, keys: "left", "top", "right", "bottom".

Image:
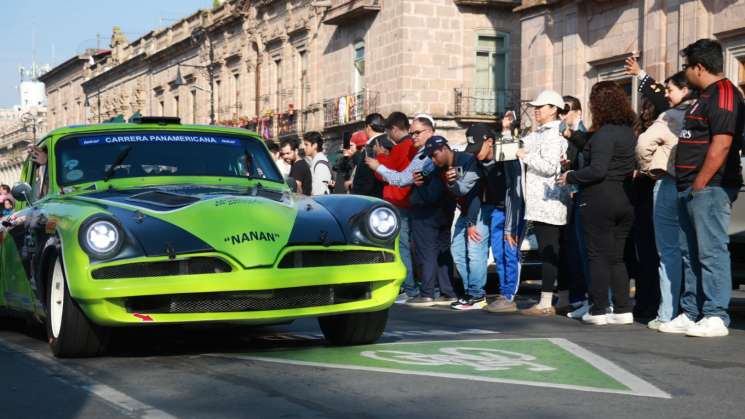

{"left": 516, "top": 90, "right": 572, "bottom": 316}
{"left": 352, "top": 114, "right": 391, "bottom": 198}
{"left": 419, "top": 133, "right": 485, "bottom": 310}
{"left": 402, "top": 135, "right": 458, "bottom": 307}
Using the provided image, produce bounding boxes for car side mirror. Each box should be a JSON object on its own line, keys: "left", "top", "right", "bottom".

{"left": 285, "top": 176, "right": 297, "bottom": 193}
{"left": 11, "top": 182, "right": 33, "bottom": 203}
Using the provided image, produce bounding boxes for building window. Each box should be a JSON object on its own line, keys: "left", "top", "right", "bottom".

{"left": 159, "top": 100, "right": 165, "bottom": 117}
{"left": 234, "top": 73, "right": 241, "bottom": 115}
{"left": 215, "top": 80, "right": 221, "bottom": 121}
{"left": 275, "top": 59, "right": 282, "bottom": 110}
{"left": 353, "top": 41, "right": 365, "bottom": 93}
{"left": 191, "top": 89, "right": 197, "bottom": 124}
{"left": 593, "top": 59, "right": 638, "bottom": 111}
{"left": 174, "top": 95, "right": 180, "bottom": 118}
{"left": 738, "top": 57, "right": 745, "bottom": 93}
{"left": 474, "top": 34, "right": 510, "bottom": 115}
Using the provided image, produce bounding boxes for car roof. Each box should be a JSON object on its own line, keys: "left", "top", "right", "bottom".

{"left": 40, "top": 123, "right": 262, "bottom": 146}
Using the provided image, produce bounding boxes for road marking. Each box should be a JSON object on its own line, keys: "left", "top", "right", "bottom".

{"left": 0, "top": 337, "right": 176, "bottom": 419}
{"left": 218, "top": 338, "right": 671, "bottom": 399}
{"left": 252, "top": 328, "right": 500, "bottom": 341}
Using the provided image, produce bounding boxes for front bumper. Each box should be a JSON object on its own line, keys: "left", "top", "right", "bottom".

{"left": 66, "top": 245, "right": 405, "bottom": 326}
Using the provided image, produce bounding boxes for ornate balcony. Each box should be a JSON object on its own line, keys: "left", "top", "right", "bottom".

{"left": 323, "top": 89, "right": 379, "bottom": 129}
{"left": 453, "top": 88, "right": 520, "bottom": 120}
{"left": 323, "top": 0, "right": 381, "bottom": 26}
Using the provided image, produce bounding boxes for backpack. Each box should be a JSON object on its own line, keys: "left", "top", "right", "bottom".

{"left": 314, "top": 159, "right": 335, "bottom": 194}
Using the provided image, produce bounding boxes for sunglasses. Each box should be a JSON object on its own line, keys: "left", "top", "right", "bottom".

{"left": 409, "top": 129, "right": 432, "bottom": 137}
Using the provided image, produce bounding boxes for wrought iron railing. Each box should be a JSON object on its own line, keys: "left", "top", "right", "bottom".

{"left": 323, "top": 89, "right": 378, "bottom": 129}
{"left": 454, "top": 88, "right": 520, "bottom": 119}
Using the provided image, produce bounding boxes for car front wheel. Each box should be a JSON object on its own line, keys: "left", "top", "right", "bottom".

{"left": 318, "top": 309, "right": 389, "bottom": 345}
{"left": 45, "top": 256, "right": 109, "bottom": 358}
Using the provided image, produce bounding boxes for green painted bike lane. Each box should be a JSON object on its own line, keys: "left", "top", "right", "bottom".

{"left": 224, "top": 338, "right": 670, "bottom": 398}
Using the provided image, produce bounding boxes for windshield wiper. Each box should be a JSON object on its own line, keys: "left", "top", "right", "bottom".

{"left": 103, "top": 146, "right": 132, "bottom": 182}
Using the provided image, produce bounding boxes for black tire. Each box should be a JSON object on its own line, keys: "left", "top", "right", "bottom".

{"left": 318, "top": 309, "right": 389, "bottom": 345}
{"left": 44, "top": 255, "right": 109, "bottom": 358}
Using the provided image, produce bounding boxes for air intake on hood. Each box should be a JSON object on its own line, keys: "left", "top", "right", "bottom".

{"left": 127, "top": 190, "right": 200, "bottom": 208}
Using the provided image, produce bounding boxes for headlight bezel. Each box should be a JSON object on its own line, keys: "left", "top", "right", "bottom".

{"left": 353, "top": 205, "right": 400, "bottom": 246}
{"left": 366, "top": 206, "right": 399, "bottom": 240}
{"left": 79, "top": 215, "right": 124, "bottom": 260}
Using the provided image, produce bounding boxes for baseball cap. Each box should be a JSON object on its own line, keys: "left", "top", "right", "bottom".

{"left": 420, "top": 135, "right": 449, "bottom": 159}
{"left": 464, "top": 123, "right": 496, "bottom": 155}
{"left": 350, "top": 130, "right": 368, "bottom": 147}
{"left": 529, "top": 90, "right": 565, "bottom": 109}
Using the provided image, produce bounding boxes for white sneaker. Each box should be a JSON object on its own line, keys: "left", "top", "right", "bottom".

{"left": 582, "top": 312, "right": 608, "bottom": 325}
{"left": 607, "top": 312, "right": 634, "bottom": 325}
{"left": 568, "top": 302, "right": 590, "bottom": 319}
{"left": 685, "top": 316, "right": 729, "bottom": 337}
{"left": 658, "top": 314, "right": 696, "bottom": 334}
{"left": 647, "top": 318, "right": 664, "bottom": 330}
{"left": 394, "top": 292, "right": 410, "bottom": 304}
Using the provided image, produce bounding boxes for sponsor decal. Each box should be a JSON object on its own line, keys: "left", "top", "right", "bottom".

{"left": 680, "top": 129, "right": 692, "bottom": 139}
{"left": 78, "top": 134, "right": 244, "bottom": 146}
{"left": 224, "top": 231, "right": 280, "bottom": 245}
{"left": 133, "top": 313, "right": 154, "bottom": 322}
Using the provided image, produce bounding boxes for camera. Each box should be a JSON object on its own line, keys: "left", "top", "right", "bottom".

{"left": 493, "top": 136, "right": 521, "bottom": 162}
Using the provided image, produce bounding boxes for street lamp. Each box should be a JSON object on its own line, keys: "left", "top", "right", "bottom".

{"left": 173, "top": 28, "right": 216, "bottom": 125}
{"left": 20, "top": 112, "right": 43, "bottom": 144}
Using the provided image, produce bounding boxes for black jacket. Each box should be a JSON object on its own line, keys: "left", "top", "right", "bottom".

{"left": 351, "top": 135, "right": 386, "bottom": 198}
{"left": 409, "top": 167, "right": 455, "bottom": 224}
{"left": 566, "top": 124, "right": 636, "bottom": 187}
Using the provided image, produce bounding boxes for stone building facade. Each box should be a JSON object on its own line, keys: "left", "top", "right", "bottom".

{"left": 516, "top": 0, "right": 745, "bottom": 126}
{"left": 40, "top": 0, "right": 523, "bottom": 146}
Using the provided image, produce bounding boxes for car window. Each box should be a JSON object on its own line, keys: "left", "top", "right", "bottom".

{"left": 30, "top": 148, "right": 50, "bottom": 201}
{"left": 54, "top": 132, "right": 283, "bottom": 186}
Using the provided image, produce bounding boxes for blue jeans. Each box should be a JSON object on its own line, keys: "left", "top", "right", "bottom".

{"left": 677, "top": 186, "right": 738, "bottom": 326}
{"left": 398, "top": 208, "right": 418, "bottom": 297}
{"left": 451, "top": 206, "right": 491, "bottom": 298}
{"left": 488, "top": 207, "right": 523, "bottom": 301}
{"left": 653, "top": 176, "right": 682, "bottom": 322}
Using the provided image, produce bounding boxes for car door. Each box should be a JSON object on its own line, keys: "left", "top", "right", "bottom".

{"left": 2, "top": 146, "right": 51, "bottom": 313}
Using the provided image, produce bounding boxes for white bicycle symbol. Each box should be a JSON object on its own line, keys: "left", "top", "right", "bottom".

{"left": 360, "top": 347, "right": 556, "bottom": 372}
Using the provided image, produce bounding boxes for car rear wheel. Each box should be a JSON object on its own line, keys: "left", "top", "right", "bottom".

{"left": 318, "top": 309, "right": 389, "bottom": 345}
{"left": 45, "top": 257, "right": 109, "bottom": 358}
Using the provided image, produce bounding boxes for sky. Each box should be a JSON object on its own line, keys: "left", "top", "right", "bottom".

{"left": 0, "top": 0, "right": 212, "bottom": 108}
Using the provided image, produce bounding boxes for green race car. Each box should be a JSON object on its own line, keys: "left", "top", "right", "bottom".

{"left": 0, "top": 117, "right": 405, "bottom": 357}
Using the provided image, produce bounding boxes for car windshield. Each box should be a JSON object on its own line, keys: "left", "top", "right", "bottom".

{"left": 54, "top": 131, "right": 283, "bottom": 186}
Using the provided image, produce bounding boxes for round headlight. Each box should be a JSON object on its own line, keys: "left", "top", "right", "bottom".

{"left": 83, "top": 220, "right": 121, "bottom": 257}
{"left": 367, "top": 207, "right": 399, "bottom": 240}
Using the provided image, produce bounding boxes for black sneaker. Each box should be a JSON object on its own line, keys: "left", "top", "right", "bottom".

{"left": 451, "top": 296, "right": 487, "bottom": 311}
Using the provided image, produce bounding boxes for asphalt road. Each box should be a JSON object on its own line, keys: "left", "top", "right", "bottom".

{"left": 2, "top": 286, "right": 745, "bottom": 419}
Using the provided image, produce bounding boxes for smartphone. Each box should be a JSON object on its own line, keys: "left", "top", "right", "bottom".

{"left": 455, "top": 166, "right": 464, "bottom": 178}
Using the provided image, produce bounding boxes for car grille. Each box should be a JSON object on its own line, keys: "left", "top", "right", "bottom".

{"left": 125, "top": 283, "right": 372, "bottom": 314}
{"left": 277, "top": 250, "right": 394, "bottom": 268}
{"left": 92, "top": 257, "right": 231, "bottom": 279}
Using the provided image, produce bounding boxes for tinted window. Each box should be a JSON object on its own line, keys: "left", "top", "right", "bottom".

{"left": 54, "top": 131, "right": 282, "bottom": 186}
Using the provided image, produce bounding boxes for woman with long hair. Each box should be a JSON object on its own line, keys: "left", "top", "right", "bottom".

{"left": 637, "top": 71, "right": 697, "bottom": 330}
{"left": 560, "top": 81, "right": 638, "bottom": 325}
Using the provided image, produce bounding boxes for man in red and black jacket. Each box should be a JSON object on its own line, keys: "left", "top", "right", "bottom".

{"left": 661, "top": 39, "right": 745, "bottom": 338}
{"left": 375, "top": 112, "right": 419, "bottom": 300}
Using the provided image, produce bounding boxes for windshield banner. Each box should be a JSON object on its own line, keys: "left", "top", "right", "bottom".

{"left": 78, "top": 134, "right": 242, "bottom": 146}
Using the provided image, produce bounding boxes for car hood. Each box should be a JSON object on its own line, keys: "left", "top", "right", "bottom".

{"left": 73, "top": 185, "right": 347, "bottom": 268}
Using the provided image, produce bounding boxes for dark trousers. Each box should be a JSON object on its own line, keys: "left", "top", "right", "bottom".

{"left": 533, "top": 222, "right": 569, "bottom": 293}
{"left": 630, "top": 175, "right": 661, "bottom": 317}
{"left": 581, "top": 181, "right": 635, "bottom": 315}
{"left": 567, "top": 195, "right": 590, "bottom": 303}
{"left": 411, "top": 216, "right": 456, "bottom": 299}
